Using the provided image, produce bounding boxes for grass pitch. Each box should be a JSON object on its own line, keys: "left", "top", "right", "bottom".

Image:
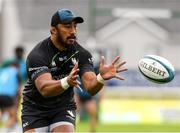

{"left": 76, "top": 122, "right": 180, "bottom": 132}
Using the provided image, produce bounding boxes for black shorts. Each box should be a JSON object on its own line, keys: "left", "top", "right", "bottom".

{"left": 21, "top": 104, "right": 76, "bottom": 132}
{"left": 0, "top": 95, "right": 15, "bottom": 109}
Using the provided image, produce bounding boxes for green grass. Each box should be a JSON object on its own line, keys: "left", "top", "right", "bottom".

{"left": 76, "top": 122, "right": 180, "bottom": 132}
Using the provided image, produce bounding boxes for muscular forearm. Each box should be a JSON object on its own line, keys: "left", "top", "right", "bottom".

{"left": 82, "top": 72, "right": 105, "bottom": 96}
{"left": 35, "top": 63, "right": 80, "bottom": 98}
{"left": 86, "top": 79, "right": 104, "bottom": 96}
{"left": 37, "top": 79, "right": 66, "bottom": 97}
{"left": 35, "top": 73, "right": 70, "bottom": 97}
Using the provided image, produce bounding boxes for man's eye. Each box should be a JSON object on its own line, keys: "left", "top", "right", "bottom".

{"left": 64, "top": 25, "right": 71, "bottom": 28}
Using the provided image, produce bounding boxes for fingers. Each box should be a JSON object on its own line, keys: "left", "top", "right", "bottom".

{"left": 67, "top": 62, "right": 80, "bottom": 87}
{"left": 76, "top": 79, "right": 81, "bottom": 85}
{"left": 117, "top": 68, "right": 128, "bottom": 73}
{"left": 68, "top": 77, "right": 81, "bottom": 88}
{"left": 71, "top": 80, "right": 80, "bottom": 86}
{"left": 71, "top": 62, "right": 79, "bottom": 78}
{"left": 71, "top": 68, "right": 79, "bottom": 76}
{"left": 70, "top": 75, "right": 78, "bottom": 80}
{"left": 115, "top": 74, "right": 125, "bottom": 80}
{"left": 69, "top": 62, "right": 82, "bottom": 90}
{"left": 115, "top": 60, "right": 127, "bottom": 72}
{"left": 115, "top": 61, "right": 128, "bottom": 80}
{"left": 71, "top": 79, "right": 83, "bottom": 92}
{"left": 76, "top": 85, "right": 83, "bottom": 92}
{"left": 99, "top": 55, "right": 128, "bottom": 81}
{"left": 100, "top": 56, "right": 105, "bottom": 66}
{"left": 115, "top": 61, "right": 126, "bottom": 68}
{"left": 72, "top": 62, "right": 78, "bottom": 70}
{"left": 74, "top": 79, "right": 83, "bottom": 92}
{"left": 112, "top": 56, "right": 120, "bottom": 65}
{"left": 111, "top": 56, "right": 127, "bottom": 80}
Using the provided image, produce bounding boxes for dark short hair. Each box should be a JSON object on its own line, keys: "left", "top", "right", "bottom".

{"left": 15, "top": 46, "right": 24, "bottom": 52}
{"left": 51, "top": 9, "right": 84, "bottom": 26}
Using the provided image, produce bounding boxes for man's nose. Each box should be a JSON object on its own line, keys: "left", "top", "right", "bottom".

{"left": 70, "top": 27, "right": 76, "bottom": 34}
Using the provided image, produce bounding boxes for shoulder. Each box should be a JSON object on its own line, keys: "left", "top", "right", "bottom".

{"left": 75, "top": 43, "right": 93, "bottom": 66}
{"left": 27, "top": 37, "right": 50, "bottom": 60}
{"left": 75, "top": 43, "right": 92, "bottom": 56}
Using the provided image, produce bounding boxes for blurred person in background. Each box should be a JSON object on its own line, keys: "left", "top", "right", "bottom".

{"left": 75, "top": 53, "right": 102, "bottom": 132}
{"left": 1, "top": 45, "right": 27, "bottom": 83}
{"left": 21, "top": 9, "right": 127, "bottom": 133}
{"left": 0, "top": 46, "right": 26, "bottom": 132}
{"left": 14, "top": 46, "right": 27, "bottom": 110}
{"left": 0, "top": 46, "right": 27, "bottom": 127}
{"left": 14, "top": 46, "right": 27, "bottom": 84}
{"left": 0, "top": 60, "right": 21, "bottom": 131}
{"left": 75, "top": 80, "right": 103, "bottom": 132}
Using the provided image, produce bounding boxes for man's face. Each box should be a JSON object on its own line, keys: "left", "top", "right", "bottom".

{"left": 55, "top": 21, "right": 77, "bottom": 48}
{"left": 16, "top": 50, "right": 24, "bottom": 59}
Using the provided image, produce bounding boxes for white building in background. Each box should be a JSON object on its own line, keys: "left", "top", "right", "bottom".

{"left": 0, "top": 0, "right": 3, "bottom": 12}
{"left": 1, "top": 0, "right": 22, "bottom": 60}
{"left": 96, "top": 12, "right": 180, "bottom": 70}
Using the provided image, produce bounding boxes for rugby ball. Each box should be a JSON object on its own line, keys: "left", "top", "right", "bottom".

{"left": 138, "top": 55, "right": 175, "bottom": 83}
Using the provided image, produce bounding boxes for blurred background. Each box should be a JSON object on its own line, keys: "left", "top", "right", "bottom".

{"left": 0, "top": 0, "right": 180, "bottom": 132}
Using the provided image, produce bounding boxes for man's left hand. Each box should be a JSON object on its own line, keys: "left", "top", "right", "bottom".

{"left": 99, "top": 56, "right": 128, "bottom": 80}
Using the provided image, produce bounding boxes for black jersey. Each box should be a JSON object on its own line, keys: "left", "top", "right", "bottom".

{"left": 22, "top": 37, "right": 94, "bottom": 110}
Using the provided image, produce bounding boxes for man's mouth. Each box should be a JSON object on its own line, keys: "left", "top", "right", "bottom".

{"left": 68, "top": 38, "right": 75, "bottom": 40}
{"left": 67, "top": 36, "right": 76, "bottom": 40}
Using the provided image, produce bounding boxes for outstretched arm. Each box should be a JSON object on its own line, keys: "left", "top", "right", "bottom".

{"left": 81, "top": 56, "right": 128, "bottom": 95}
{"left": 35, "top": 62, "right": 80, "bottom": 97}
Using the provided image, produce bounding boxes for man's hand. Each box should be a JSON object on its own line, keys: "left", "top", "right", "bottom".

{"left": 99, "top": 56, "right": 128, "bottom": 80}
{"left": 67, "top": 62, "right": 80, "bottom": 88}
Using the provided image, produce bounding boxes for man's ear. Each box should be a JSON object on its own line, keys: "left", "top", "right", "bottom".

{"left": 50, "top": 27, "right": 57, "bottom": 35}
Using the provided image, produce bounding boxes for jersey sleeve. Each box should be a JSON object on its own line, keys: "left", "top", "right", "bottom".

{"left": 26, "top": 52, "right": 50, "bottom": 82}
{"left": 78, "top": 50, "right": 95, "bottom": 77}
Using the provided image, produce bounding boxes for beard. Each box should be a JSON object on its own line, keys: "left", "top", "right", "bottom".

{"left": 56, "top": 30, "right": 77, "bottom": 49}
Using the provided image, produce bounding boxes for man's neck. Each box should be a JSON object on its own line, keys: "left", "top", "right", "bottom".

{"left": 50, "top": 36, "right": 67, "bottom": 51}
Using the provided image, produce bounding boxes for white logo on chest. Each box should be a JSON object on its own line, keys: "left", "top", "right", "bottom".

{"left": 71, "top": 58, "right": 77, "bottom": 65}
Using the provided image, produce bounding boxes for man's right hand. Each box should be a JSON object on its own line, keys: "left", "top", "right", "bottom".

{"left": 67, "top": 62, "right": 80, "bottom": 88}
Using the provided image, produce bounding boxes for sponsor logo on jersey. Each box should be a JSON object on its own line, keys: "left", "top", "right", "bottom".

{"left": 30, "top": 66, "right": 49, "bottom": 80}
{"left": 29, "top": 66, "right": 48, "bottom": 71}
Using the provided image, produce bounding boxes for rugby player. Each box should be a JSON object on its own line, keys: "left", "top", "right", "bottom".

{"left": 21, "top": 9, "right": 127, "bottom": 132}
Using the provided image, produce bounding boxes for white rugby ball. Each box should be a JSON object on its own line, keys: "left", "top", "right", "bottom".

{"left": 138, "top": 55, "right": 175, "bottom": 83}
